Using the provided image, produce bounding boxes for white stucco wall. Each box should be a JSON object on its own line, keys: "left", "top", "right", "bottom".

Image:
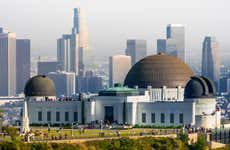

{"left": 28, "top": 100, "right": 81, "bottom": 125}
{"left": 134, "top": 101, "right": 195, "bottom": 126}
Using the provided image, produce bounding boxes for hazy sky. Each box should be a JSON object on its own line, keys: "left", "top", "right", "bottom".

{"left": 1, "top": 0, "right": 230, "bottom": 62}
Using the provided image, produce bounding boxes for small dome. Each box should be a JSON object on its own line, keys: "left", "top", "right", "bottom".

{"left": 24, "top": 75, "right": 56, "bottom": 97}
{"left": 124, "top": 54, "right": 194, "bottom": 88}
{"left": 184, "top": 76, "right": 216, "bottom": 99}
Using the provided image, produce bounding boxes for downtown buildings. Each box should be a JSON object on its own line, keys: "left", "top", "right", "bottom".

{"left": 202, "top": 36, "right": 220, "bottom": 90}
{"left": 125, "top": 40, "right": 147, "bottom": 66}
{"left": 48, "top": 71, "right": 76, "bottom": 97}
{"left": 57, "top": 8, "right": 93, "bottom": 75}
{"left": 37, "top": 61, "right": 62, "bottom": 75}
{"left": 157, "top": 24, "right": 185, "bottom": 62}
{"left": 0, "top": 27, "right": 30, "bottom": 96}
{"left": 56, "top": 8, "right": 100, "bottom": 95}
{"left": 76, "top": 71, "right": 103, "bottom": 93}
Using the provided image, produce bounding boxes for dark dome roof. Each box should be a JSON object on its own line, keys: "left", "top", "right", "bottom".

{"left": 24, "top": 75, "right": 56, "bottom": 97}
{"left": 184, "top": 76, "right": 216, "bottom": 99}
{"left": 124, "top": 53, "right": 194, "bottom": 88}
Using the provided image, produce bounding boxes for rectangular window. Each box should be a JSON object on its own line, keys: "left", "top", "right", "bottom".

{"left": 170, "top": 113, "right": 174, "bottom": 123}
{"left": 151, "top": 113, "right": 155, "bottom": 123}
{"left": 56, "top": 112, "right": 60, "bottom": 122}
{"left": 47, "top": 111, "right": 51, "bottom": 121}
{"left": 142, "top": 113, "right": 146, "bottom": 123}
{"left": 74, "top": 112, "right": 78, "bottom": 122}
{"left": 179, "top": 113, "right": 184, "bottom": 124}
{"left": 38, "top": 111, "right": 42, "bottom": 121}
{"left": 65, "top": 112, "right": 69, "bottom": 122}
{"left": 161, "top": 113, "right": 165, "bottom": 123}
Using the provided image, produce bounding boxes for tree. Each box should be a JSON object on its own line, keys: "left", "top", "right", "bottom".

{"left": 2, "top": 126, "right": 18, "bottom": 141}
{"left": 191, "top": 135, "right": 207, "bottom": 150}
{"left": 178, "top": 132, "right": 189, "bottom": 144}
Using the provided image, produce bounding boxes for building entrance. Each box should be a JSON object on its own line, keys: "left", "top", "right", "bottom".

{"left": 104, "top": 106, "right": 114, "bottom": 123}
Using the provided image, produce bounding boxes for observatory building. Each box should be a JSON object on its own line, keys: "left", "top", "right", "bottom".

{"left": 23, "top": 54, "right": 220, "bottom": 129}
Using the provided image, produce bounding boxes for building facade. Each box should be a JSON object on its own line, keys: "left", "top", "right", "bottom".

{"left": 0, "top": 28, "right": 16, "bottom": 96}
{"left": 126, "top": 40, "right": 147, "bottom": 66}
{"left": 16, "top": 39, "right": 30, "bottom": 94}
{"left": 109, "top": 55, "right": 131, "bottom": 87}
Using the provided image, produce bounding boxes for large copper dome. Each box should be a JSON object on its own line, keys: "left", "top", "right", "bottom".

{"left": 124, "top": 53, "right": 194, "bottom": 88}
{"left": 24, "top": 75, "right": 56, "bottom": 97}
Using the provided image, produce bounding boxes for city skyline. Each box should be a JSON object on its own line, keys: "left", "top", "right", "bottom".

{"left": 0, "top": 0, "right": 230, "bottom": 63}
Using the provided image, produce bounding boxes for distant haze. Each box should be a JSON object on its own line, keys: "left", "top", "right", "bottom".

{"left": 1, "top": 0, "right": 230, "bottom": 63}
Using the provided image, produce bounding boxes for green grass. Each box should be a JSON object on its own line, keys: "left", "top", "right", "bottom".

{"left": 37, "top": 128, "right": 179, "bottom": 141}
{"left": 0, "top": 127, "right": 180, "bottom": 142}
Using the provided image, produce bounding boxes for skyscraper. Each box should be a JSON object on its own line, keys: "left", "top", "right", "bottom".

{"left": 109, "top": 55, "right": 131, "bottom": 87}
{"left": 0, "top": 28, "right": 16, "bottom": 96}
{"left": 48, "top": 71, "right": 76, "bottom": 97}
{"left": 16, "top": 39, "right": 30, "bottom": 94}
{"left": 73, "top": 8, "right": 94, "bottom": 73}
{"left": 57, "top": 8, "right": 93, "bottom": 75}
{"left": 57, "top": 34, "right": 73, "bottom": 72}
{"left": 157, "top": 39, "right": 166, "bottom": 54}
{"left": 166, "top": 24, "right": 185, "bottom": 61}
{"left": 126, "top": 40, "right": 147, "bottom": 65}
{"left": 202, "top": 36, "right": 220, "bottom": 89}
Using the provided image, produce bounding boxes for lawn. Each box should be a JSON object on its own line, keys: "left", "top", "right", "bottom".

{"left": 29, "top": 127, "right": 179, "bottom": 141}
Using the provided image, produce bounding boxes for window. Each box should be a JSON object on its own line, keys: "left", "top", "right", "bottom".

{"left": 151, "top": 113, "right": 155, "bottom": 123}
{"left": 170, "top": 113, "right": 174, "bottom": 123}
{"left": 38, "top": 111, "right": 42, "bottom": 121}
{"left": 65, "top": 112, "right": 69, "bottom": 122}
{"left": 142, "top": 113, "right": 146, "bottom": 123}
{"left": 47, "top": 111, "right": 51, "bottom": 121}
{"left": 56, "top": 112, "right": 60, "bottom": 122}
{"left": 161, "top": 113, "right": 165, "bottom": 123}
{"left": 74, "top": 112, "right": 78, "bottom": 122}
{"left": 179, "top": 113, "right": 184, "bottom": 124}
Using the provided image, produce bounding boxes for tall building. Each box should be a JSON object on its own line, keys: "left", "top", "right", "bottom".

{"left": 202, "top": 36, "right": 220, "bottom": 89}
{"left": 0, "top": 28, "right": 16, "bottom": 96}
{"left": 57, "top": 8, "right": 93, "bottom": 75}
{"left": 109, "top": 55, "right": 131, "bottom": 87}
{"left": 166, "top": 24, "right": 185, "bottom": 61}
{"left": 126, "top": 40, "right": 147, "bottom": 66}
{"left": 48, "top": 71, "right": 76, "bottom": 97}
{"left": 57, "top": 34, "right": 75, "bottom": 72}
{"left": 16, "top": 39, "right": 30, "bottom": 94}
{"left": 37, "top": 61, "right": 62, "bottom": 75}
{"left": 157, "top": 39, "right": 166, "bottom": 54}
